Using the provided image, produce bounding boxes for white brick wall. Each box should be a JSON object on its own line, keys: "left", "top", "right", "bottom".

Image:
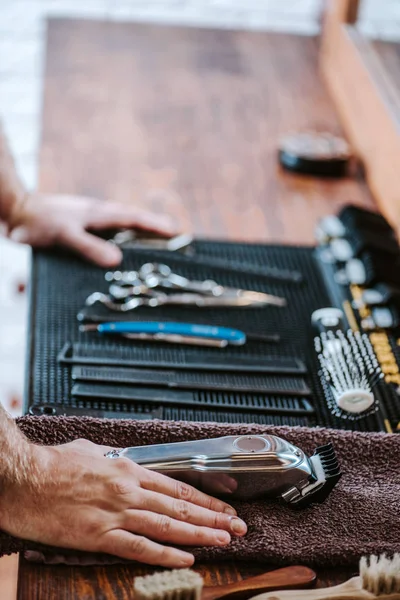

{"left": 358, "top": 0, "right": 400, "bottom": 40}
{"left": 108, "top": 0, "right": 322, "bottom": 31}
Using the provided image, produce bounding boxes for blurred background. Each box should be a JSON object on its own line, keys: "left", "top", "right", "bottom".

{"left": 1, "top": 0, "right": 400, "bottom": 421}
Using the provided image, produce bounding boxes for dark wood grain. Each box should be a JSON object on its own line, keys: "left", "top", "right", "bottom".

{"left": 17, "top": 560, "right": 356, "bottom": 600}
{"left": 19, "top": 16, "right": 372, "bottom": 600}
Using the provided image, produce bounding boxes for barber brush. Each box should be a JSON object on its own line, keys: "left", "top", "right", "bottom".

{"left": 314, "top": 329, "right": 383, "bottom": 419}
{"left": 133, "top": 566, "right": 317, "bottom": 600}
{"left": 249, "top": 553, "right": 400, "bottom": 599}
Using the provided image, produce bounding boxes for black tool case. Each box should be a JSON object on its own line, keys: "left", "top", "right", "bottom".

{"left": 25, "top": 238, "right": 400, "bottom": 433}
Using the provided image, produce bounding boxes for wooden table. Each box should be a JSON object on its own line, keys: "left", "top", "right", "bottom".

{"left": 372, "top": 40, "right": 400, "bottom": 96}
{"left": 18, "top": 17, "right": 373, "bottom": 599}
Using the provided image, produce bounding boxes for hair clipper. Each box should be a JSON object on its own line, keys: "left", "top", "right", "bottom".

{"left": 106, "top": 435, "right": 341, "bottom": 508}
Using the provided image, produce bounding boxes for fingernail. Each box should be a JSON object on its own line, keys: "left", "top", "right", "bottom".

{"left": 216, "top": 531, "right": 231, "bottom": 545}
{"left": 9, "top": 226, "right": 29, "bottom": 244}
{"left": 224, "top": 506, "right": 237, "bottom": 516}
{"left": 96, "top": 245, "right": 123, "bottom": 268}
{"left": 179, "top": 554, "right": 194, "bottom": 567}
{"left": 230, "top": 518, "right": 247, "bottom": 535}
{"left": 103, "top": 243, "right": 123, "bottom": 265}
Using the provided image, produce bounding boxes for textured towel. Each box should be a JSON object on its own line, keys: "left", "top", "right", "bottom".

{"left": 0, "top": 416, "right": 399, "bottom": 567}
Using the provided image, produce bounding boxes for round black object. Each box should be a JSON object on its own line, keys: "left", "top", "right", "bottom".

{"left": 278, "top": 131, "right": 351, "bottom": 177}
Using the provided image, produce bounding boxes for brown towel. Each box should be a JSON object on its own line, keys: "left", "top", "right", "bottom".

{"left": 0, "top": 416, "right": 399, "bottom": 567}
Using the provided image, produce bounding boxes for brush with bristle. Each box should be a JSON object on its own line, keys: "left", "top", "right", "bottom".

{"left": 248, "top": 554, "right": 400, "bottom": 599}
{"left": 314, "top": 329, "right": 383, "bottom": 419}
{"left": 133, "top": 566, "right": 317, "bottom": 600}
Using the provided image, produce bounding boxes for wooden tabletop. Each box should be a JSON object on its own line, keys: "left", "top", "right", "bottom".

{"left": 372, "top": 39, "right": 400, "bottom": 97}
{"left": 19, "top": 17, "right": 373, "bottom": 599}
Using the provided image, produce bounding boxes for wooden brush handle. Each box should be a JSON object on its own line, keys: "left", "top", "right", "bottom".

{"left": 247, "top": 576, "right": 400, "bottom": 600}
{"left": 201, "top": 566, "right": 317, "bottom": 600}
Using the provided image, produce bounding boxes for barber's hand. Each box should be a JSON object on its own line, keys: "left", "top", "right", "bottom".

{"left": 7, "top": 193, "right": 176, "bottom": 267}
{"left": 0, "top": 439, "right": 247, "bottom": 567}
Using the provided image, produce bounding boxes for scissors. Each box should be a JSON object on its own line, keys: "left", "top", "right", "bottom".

{"left": 105, "top": 263, "right": 287, "bottom": 307}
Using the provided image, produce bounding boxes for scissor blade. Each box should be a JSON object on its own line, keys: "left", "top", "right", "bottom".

{"left": 123, "top": 333, "right": 227, "bottom": 347}
{"left": 220, "top": 289, "right": 287, "bottom": 307}
{"left": 191, "top": 295, "right": 283, "bottom": 308}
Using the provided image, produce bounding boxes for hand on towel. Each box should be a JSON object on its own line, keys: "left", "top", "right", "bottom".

{"left": 7, "top": 193, "right": 176, "bottom": 267}
{"left": 0, "top": 438, "right": 247, "bottom": 567}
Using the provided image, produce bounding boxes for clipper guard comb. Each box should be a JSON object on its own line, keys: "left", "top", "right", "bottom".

{"left": 289, "top": 443, "right": 341, "bottom": 508}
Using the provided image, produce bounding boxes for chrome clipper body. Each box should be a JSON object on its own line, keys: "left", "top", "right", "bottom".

{"left": 106, "top": 435, "right": 341, "bottom": 508}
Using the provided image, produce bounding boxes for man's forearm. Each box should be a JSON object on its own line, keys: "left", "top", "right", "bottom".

{"left": 0, "top": 120, "right": 26, "bottom": 227}
{"left": 0, "top": 404, "right": 30, "bottom": 489}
